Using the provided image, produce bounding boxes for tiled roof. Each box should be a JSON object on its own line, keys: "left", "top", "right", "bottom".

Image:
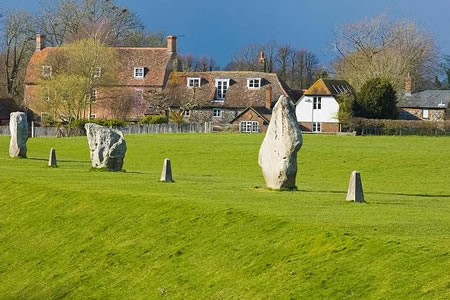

{"left": 164, "top": 71, "right": 298, "bottom": 109}
{"left": 231, "top": 106, "right": 272, "bottom": 123}
{"left": 304, "top": 78, "right": 354, "bottom": 96}
{"left": 397, "top": 90, "right": 450, "bottom": 109}
{"left": 25, "top": 47, "right": 174, "bottom": 87}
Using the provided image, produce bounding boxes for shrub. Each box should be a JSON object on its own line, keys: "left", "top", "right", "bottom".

{"left": 139, "top": 115, "right": 168, "bottom": 124}
{"left": 169, "top": 111, "right": 185, "bottom": 124}
{"left": 357, "top": 78, "right": 398, "bottom": 119}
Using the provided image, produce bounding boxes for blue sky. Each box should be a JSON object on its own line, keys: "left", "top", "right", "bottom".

{"left": 2, "top": 0, "right": 450, "bottom": 68}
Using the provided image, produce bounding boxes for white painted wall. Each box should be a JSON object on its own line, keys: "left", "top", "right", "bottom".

{"left": 295, "top": 95, "right": 339, "bottom": 123}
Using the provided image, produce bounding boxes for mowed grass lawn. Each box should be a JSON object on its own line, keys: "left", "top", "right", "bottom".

{"left": 0, "top": 133, "right": 449, "bottom": 299}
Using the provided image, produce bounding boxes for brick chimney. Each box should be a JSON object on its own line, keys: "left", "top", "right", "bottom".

{"left": 405, "top": 72, "right": 415, "bottom": 96}
{"left": 167, "top": 36, "right": 177, "bottom": 54}
{"left": 35, "top": 34, "right": 46, "bottom": 52}
{"left": 265, "top": 86, "right": 272, "bottom": 110}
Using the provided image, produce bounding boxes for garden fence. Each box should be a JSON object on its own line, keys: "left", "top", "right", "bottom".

{"left": 0, "top": 122, "right": 212, "bottom": 138}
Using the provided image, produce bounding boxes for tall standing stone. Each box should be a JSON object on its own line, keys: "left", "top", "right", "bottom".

{"left": 346, "top": 171, "right": 365, "bottom": 202}
{"left": 258, "top": 96, "right": 303, "bottom": 190}
{"left": 160, "top": 158, "right": 174, "bottom": 182}
{"left": 48, "top": 148, "right": 57, "bottom": 168}
{"left": 9, "top": 112, "right": 28, "bottom": 158}
{"left": 84, "top": 123, "right": 127, "bottom": 171}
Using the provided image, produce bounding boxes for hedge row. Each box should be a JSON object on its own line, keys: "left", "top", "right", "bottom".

{"left": 344, "top": 118, "right": 450, "bottom": 136}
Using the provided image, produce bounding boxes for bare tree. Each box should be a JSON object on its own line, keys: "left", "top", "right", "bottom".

{"left": 333, "top": 14, "right": 440, "bottom": 91}
{"left": 37, "top": 0, "right": 145, "bottom": 46}
{"left": 0, "top": 10, "right": 36, "bottom": 103}
{"left": 226, "top": 43, "right": 262, "bottom": 71}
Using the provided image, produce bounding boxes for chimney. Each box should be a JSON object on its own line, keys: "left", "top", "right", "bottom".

{"left": 405, "top": 72, "right": 415, "bottom": 96}
{"left": 167, "top": 36, "right": 177, "bottom": 54}
{"left": 259, "top": 51, "right": 267, "bottom": 73}
{"left": 35, "top": 34, "right": 46, "bottom": 52}
{"left": 265, "top": 86, "right": 272, "bottom": 110}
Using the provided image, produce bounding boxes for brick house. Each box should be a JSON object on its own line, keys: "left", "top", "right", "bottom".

{"left": 397, "top": 75, "right": 449, "bottom": 121}
{"left": 24, "top": 34, "right": 178, "bottom": 121}
{"left": 163, "top": 71, "right": 298, "bottom": 132}
{"left": 295, "top": 78, "right": 354, "bottom": 133}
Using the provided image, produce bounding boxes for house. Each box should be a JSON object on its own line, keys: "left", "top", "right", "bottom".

{"left": 397, "top": 75, "right": 449, "bottom": 121}
{"left": 162, "top": 71, "right": 298, "bottom": 133}
{"left": 24, "top": 34, "right": 178, "bottom": 121}
{"left": 295, "top": 78, "right": 354, "bottom": 133}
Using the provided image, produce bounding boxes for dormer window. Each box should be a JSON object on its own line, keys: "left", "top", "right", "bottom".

{"left": 247, "top": 78, "right": 261, "bottom": 89}
{"left": 215, "top": 79, "right": 230, "bottom": 101}
{"left": 42, "top": 65, "right": 52, "bottom": 77}
{"left": 94, "top": 67, "right": 102, "bottom": 78}
{"left": 134, "top": 67, "right": 144, "bottom": 79}
{"left": 187, "top": 77, "right": 201, "bottom": 88}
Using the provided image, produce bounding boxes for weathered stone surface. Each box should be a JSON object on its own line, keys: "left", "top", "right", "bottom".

{"left": 346, "top": 171, "right": 365, "bottom": 202}
{"left": 84, "top": 123, "right": 127, "bottom": 171}
{"left": 160, "top": 158, "right": 174, "bottom": 182}
{"left": 9, "top": 112, "right": 28, "bottom": 158}
{"left": 48, "top": 148, "right": 57, "bottom": 168}
{"left": 258, "top": 96, "right": 303, "bottom": 190}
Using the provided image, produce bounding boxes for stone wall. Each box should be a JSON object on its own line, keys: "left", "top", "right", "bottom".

{"left": 187, "top": 108, "right": 243, "bottom": 124}
{"left": 399, "top": 108, "right": 446, "bottom": 121}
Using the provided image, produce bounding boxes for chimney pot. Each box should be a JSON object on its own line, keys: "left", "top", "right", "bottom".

{"left": 36, "top": 34, "right": 46, "bottom": 52}
{"left": 167, "top": 36, "right": 177, "bottom": 54}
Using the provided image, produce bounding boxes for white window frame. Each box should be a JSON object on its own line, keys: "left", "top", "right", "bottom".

{"left": 213, "top": 108, "right": 223, "bottom": 118}
{"left": 215, "top": 79, "right": 230, "bottom": 101}
{"left": 184, "top": 109, "right": 190, "bottom": 117}
{"left": 40, "top": 112, "right": 49, "bottom": 121}
{"left": 423, "top": 109, "right": 429, "bottom": 119}
{"left": 134, "top": 67, "right": 145, "bottom": 79}
{"left": 312, "top": 122, "right": 321, "bottom": 133}
{"left": 90, "top": 114, "right": 97, "bottom": 120}
{"left": 247, "top": 78, "right": 261, "bottom": 89}
{"left": 90, "top": 88, "right": 97, "bottom": 103}
{"left": 187, "top": 77, "right": 201, "bottom": 88}
{"left": 94, "top": 67, "right": 102, "bottom": 78}
{"left": 240, "top": 121, "right": 259, "bottom": 133}
{"left": 313, "top": 97, "right": 322, "bottom": 110}
{"left": 42, "top": 65, "right": 52, "bottom": 77}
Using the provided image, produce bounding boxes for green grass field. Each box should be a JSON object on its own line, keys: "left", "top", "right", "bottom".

{"left": 0, "top": 133, "right": 449, "bottom": 299}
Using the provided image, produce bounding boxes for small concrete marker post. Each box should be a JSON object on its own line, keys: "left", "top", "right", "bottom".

{"left": 48, "top": 148, "right": 57, "bottom": 168}
{"left": 346, "top": 170, "right": 364, "bottom": 202}
{"left": 160, "top": 158, "right": 174, "bottom": 182}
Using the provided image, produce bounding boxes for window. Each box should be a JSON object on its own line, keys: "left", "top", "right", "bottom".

{"left": 423, "top": 109, "right": 429, "bottom": 119}
{"left": 90, "top": 89, "right": 97, "bottom": 103}
{"left": 313, "top": 97, "right": 321, "bottom": 109}
{"left": 135, "top": 89, "right": 143, "bottom": 101}
{"left": 94, "top": 67, "right": 102, "bottom": 78}
{"left": 187, "top": 77, "right": 201, "bottom": 88}
{"left": 134, "top": 67, "right": 144, "bottom": 79}
{"left": 90, "top": 114, "right": 96, "bottom": 120}
{"left": 247, "top": 78, "right": 261, "bottom": 89}
{"left": 240, "top": 121, "right": 259, "bottom": 133}
{"left": 184, "top": 109, "right": 190, "bottom": 117}
{"left": 213, "top": 108, "right": 223, "bottom": 118}
{"left": 312, "top": 122, "right": 321, "bottom": 132}
{"left": 40, "top": 112, "right": 49, "bottom": 122}
{"left": 42, "top": 66, "right": 52, "bottom": 77}
{"left": 215, "top": 79, "right": 229, "bottom": 100}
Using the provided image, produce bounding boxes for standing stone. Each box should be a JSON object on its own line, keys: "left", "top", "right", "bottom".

{"left": 9, "top": 112, "right": 28, "bottom": 158}
{"left": 48, "top": 148, "right": 57, "bottom": 168}
{"left": 258, "top": 96, "right": 303, "bottom": 190}
{"left": 160, "top": 158, "right": 174, "bottom": 182}
{"left": 84, "top": 123, "right": 127, "bottom": 171}
{"left": 346, "top": 171, "right": 365, "bottom": 202}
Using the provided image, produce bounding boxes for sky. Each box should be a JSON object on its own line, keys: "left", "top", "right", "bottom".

{"left": 2, "top": 0, "right": 450, "bottom": 68}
